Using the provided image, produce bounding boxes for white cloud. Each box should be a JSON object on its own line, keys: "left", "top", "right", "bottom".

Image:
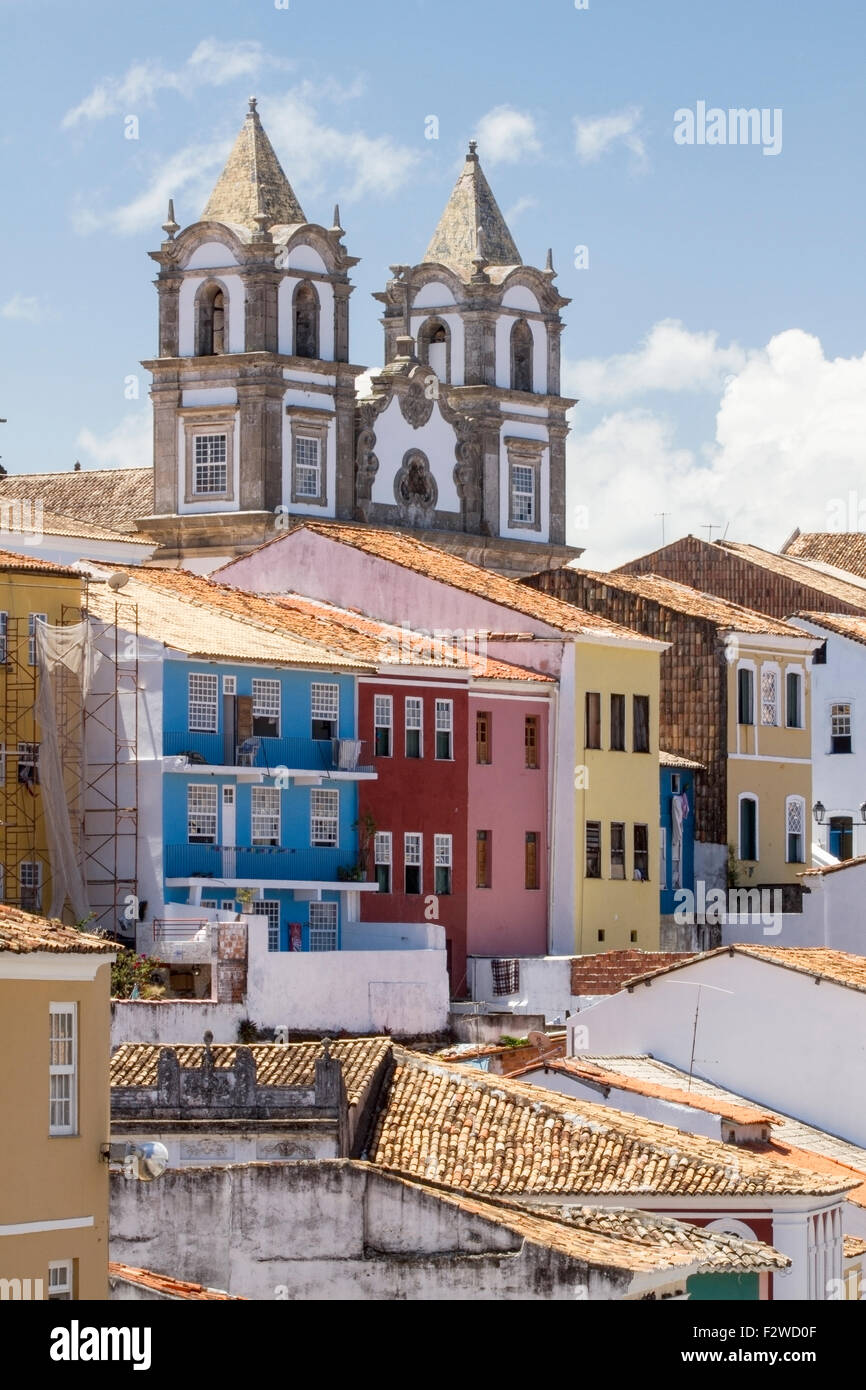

{"left": 475, "top": 106, "right": 541, "bottom": 165}
{"left": 76, "top": 411, "right": 152, "bottom": 470}
{"left": 62, "top": 39, "right": 285, "bottom": 128}
{"left": 1, "top": 294, "right": 47, "bottom": 323}
{"left": 566, "top": 319, "right": 748, "bottom": 404}
{"left": 71, "top": 143, "right": 225, "bottom": 237}
{"left": 569, "top": 327, "right": 866, "bottom": 568}
{"left": 574, "top": 106, "right": 646, "bottom": 167}
{"left": 504, "top": 195, "right": 537, "bottom": 224}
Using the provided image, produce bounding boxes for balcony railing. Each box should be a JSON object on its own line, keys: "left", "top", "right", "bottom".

{"left": 165, "top": 843, "right": 369, "bottom": 884}
{"left": 163, "top": 731, "right": 373, "bottom": 774}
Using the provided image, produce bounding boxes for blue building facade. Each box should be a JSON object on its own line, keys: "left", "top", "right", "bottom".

{"left": 161, "top": 658, "right": 378, "bottom": 950}
{"left": 659, "top": 761, "right": 697, "bottom": 916}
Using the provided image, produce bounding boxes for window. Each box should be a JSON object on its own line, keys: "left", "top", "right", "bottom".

{"left": 197, "top": 283, "right": 226, "bottom": 356}
{"left": 0, "top": 611, "right": 7, "bottom": 663}
{"left": 311, "top": 683, "right": 339, "bottom": 740}
{"left": 404, "top": 833, "right": 422, "bottom": 894}
{"left": 435, "top": 700, "right": 453, "bottom": 759}
{"left": 255, "top": 900, "right": 280, "bottom": 952}
{"left": 310, "top": 788, "right": 339, "bottom": 847}
{"left": 221, "top": 899, "right": 235, "bottom": 912}
{"left": 739, "top": 796, "right": 758, "bottom": 861}
{"left": 633, "top": 824, "right": 649, "bottom": 880}
{"left": 222, "top": 784, "right": 235, "bottom": 807}
{"left": 737, "top": 667, "right": 755, "bottom": 725}
{"left": 761, "top": 667, "right": 779, "bottom": 726}
{"left": 633, "top": 696, "right": 650, "bottom": 753}
{"left": 49, "top": 1004, "right": 76, "bottom": 1136}
{"left": 293, "top": 436, "right": 321, "bottom": 498}
{"left": 786, "top": 796, "right": 805, "bottom": 864}
{"left": 812, "top": 641, "right": 827, "bottom": 665}
{"left": 525, "top": 716, "right": 539, "bottom": 769}
{"left": 29, "top": 613, "right": 47, "bottom": 667}
{"left": 585, "top": 692, "right": 601, "bottom": 750}
{"left": 831, "top": 703, "right": 852, "bottom": 754}
{"left": 434, "top": 835, "right": 453, "bottom": 895}
{"left": 193, "top": 434, "right": 228, "bottom": 495}
{"left": 659, "top": 826, "right": 667, "bottom": 890}
{"left": 252, "top": 678, "right": 280, "bottom": 737}
{"left": 309, "top": 901, "right": 337, "bottom": 951}
{"left": 222, "top": 675, "right": 236, "bottom": 695}
{"left": 294, "top": 282, "right": 319, "bottom": 359}
{"left": 48, "top": 1261, "right": 74, "bottom": 1300}
{"left": 405, "top": 697, "right": 423, "bottom": 758}
{"left": 610, "top": 694, "right": 626, "bottom": 751}
{"left": 374, "top": 695, "right": 392, "bottom": 757}
{"left": 476, "top": 711, "right": 491, "bottom": 764}
{"left": 251, "top": 786, "right": 280, "bottom": 846}
{"left": 189, "top": 672, "right": 218, "bottom": 732}
{"left": 476, "top": 830, "right": 491, "bottom": 888}
{"left": 374, "top": 831, "right": 392, "bottom": 893}
{"left": 510, "top": 463, "right": 535, "bottom": 525}
{"left": 510, "top": 318, "right": 534, "bottom": 392}
{"left": 421, "top": 319, "right": 449, "bottom": 381}
{"left": 188, "top": 785, "right": 217, "bottom": 844}
{"left": 786, "top": 671, "right": 803, "bottom": 729}
{"left": 20, "top": 861, "right": 41, "bottom": 912}
{"left": 525, "top": 832, "right": 540, "bottom": 890}
{"left": 586, "top": 822, "right": 601, "bottom": 879}
{"left": 610, "top": 822, "right": 626, "bottom": 879}
{"left": 17, "top": 742, "right": 39, "bottom": 787}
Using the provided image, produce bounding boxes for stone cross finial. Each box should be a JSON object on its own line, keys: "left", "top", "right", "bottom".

{"left": 468, "top": 140, "right": 478, "bottom": 157}
{"left": 162, "top": 198, "right": 179, "bottom": 240}
{"left": 248, "top": 96, "right": 258, "bottom": 114}
{"left": 545, "top": 247, "right": 555, "bottom": 274}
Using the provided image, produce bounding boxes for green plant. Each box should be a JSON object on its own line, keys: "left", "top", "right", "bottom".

{"left": 111, "top": 947, "right": 168, "bottom": 999}
{"left": 499, "top": 1035, "right": 530, "bottom": 1048}
{"left": 237, "top": 1018, "right": 276, "bottom": 1043}
{"left": 337, "top": 864, "right": 366, "bottom": 882}
{"left": 236, "top": 888, "right": 256, "bottom": 914}
{"left": 726, "top": 844, "right": 740, "bottom": 889}
{"left": 350, "top": 810, "right": 377, "bottom": 878}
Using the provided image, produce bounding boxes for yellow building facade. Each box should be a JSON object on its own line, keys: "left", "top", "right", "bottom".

{"left": 726, "top": 632, "right": 815, "bottom": 885}
{"left": 574, "top": 638, "right": 665, "bottom": 954}
{"left": 0, "top": 908, "right": 114, "bottom": 1300}
{"left": 0, "top": 554, "right": 82, "bottom": 918}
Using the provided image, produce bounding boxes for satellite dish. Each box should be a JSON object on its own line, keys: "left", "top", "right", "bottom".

{"left": 107, "top": 572, "right": 129, "bottom": 591}
{"left": 528, "top": 1030, "right": 553, "bottom": 1054}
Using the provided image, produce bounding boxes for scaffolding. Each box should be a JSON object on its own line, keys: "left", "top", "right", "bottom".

{"left": 0, "top": 616, "right": 45, "bottom": 911}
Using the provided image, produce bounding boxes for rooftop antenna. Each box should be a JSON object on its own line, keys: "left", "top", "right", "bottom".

{"left": 702, "top": 523, "right": 720, "bottom": 543}
{"left": 654, "top": 511, "right": 670, "bottom": 546}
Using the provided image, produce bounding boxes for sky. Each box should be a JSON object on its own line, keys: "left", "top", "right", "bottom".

{"left": 1, "top": 0, "right": 864, "bottom": 567}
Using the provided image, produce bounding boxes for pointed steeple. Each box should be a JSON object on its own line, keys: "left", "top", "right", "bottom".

{"left": 202, "top": 97, "right": 305, "bottom": 231}
{"left": 423, "top": 141, "right": 522, "bottom": 279}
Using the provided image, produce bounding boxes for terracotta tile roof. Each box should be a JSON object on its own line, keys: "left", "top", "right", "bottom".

{"left": 368, "top": 1048, "right": 853, "bottom": 1198}
{"left": 110, "top": 1038, "right": 391, "bottom": 1108}
{"left": 571, "top": 951, "right": 696, "bottom": 997}
{"left": 659, "top": 750, "right": 705, "bottom": 770}
{"left": 621, "top": 944, "right": 866, "bottom": 997}
{"left": 800, "top": 853, "right": 866, "bottom": 878}
{"left": 108, "top": 1263, "right": 245, "bottom": 1300}
{"left": 717, "top": 540, "right": 866, "bottom": 611}
{"left": 570, "top": 567, "right": 808, "bottom": 637}
{"left": 794, "top": 610, "right": 866, "bottom": 649}
{"left": 0, "top": 467, "right": 153, "bottom": 531}
{"left": 844, "top": 1235, "right": 866, "bottom": 1259}
{"left": 0, "top": 547, "right": 80, "bottom": 576}
{"left": 36, "top": 510, "right": 154, "bottom": 544}
{"left": 219, "top": 521, "right": 660, "bottom": 645}
{"left": 85, "top": 567, "right": 368, "bottom": 670}
{"left": 783, "top": 532, "right": 866, "bottom": 580}
{"left": 538, "top": 1058, "right": 775, "bottom": 1127}
{"left": 0, "top": 903, "right": 113, "bottom": 954}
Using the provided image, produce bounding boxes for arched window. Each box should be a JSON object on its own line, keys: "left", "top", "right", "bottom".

{"left": 197, "top": 283, "right": 226, "bottom": 357}
{"left": 419, "top": 318, "right": 449, "bottom": 382}
{"left": 786, "top": 795, "right": 806, "bottom": 864}
{"left": 739, "top": 794, "right": 758, "bottom": 862}
{"left": 510, "top": 318, "right": 534, "bottom": 393}
{"left": 294, "top": 282, "right": 319, "bottom": 359}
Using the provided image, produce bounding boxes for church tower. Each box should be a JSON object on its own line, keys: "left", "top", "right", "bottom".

{"left": 366, "top": 142, "right": 580, "bottom": 575}
{"left": 140, "top": 98, "right": 364, "bottom": 568}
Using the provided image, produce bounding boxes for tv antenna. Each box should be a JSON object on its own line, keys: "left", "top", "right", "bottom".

{"left": 654, "top": 512, "right": 670, "bottom": 546}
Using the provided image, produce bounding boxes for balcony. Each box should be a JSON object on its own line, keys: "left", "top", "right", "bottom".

{"left": 164, "top": 843, "right": 381, "bottom": 891}
{"left": 163, "top": 732, "right": 375, "bottom": 777}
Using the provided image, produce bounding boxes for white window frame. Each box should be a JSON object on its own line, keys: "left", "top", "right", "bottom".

{"left": 738, "top": 792, "right": 760, "bottom": 862}
{"left": 374, "top": 694, "right": 393, "bottom": 757}
{"left": 0, "top": 611, "right": 7, "bottom": 664}
{"left": 760, "top": 663, "right": 780, "bottom": 727}
{"left": 189, "top": 672, "right": 219, "bottom": 732}
{"left": 47, "top": 1260, "right": 74, "bottom": 1300}
{"left": 251, "top": 785, "right": 280, "bottom": 846}
{"left": 405, "top": 696, "right": 423, "bottom": 757}
{"left": 187, "top": 784, "right": 218, "bottom": 844}
{"left": 736, "top": 659, "right": 757, "bottom": 726}
{"left": 255, "top": 899, "right": 280, "bottom": 952}
{"left": 659, "top": 825, "right": 668, "bottom": 891}
{"left": 222, "top": 675, "right": 236, "bottom": 695}
{"left": 311, "top": 682, "right": 339, "bottom": 735}
{"left": 192, "top": 432, "right": 228, "bottom": 495}
{"left": 200, "top": 899, "right": 217, "bottom": 909}
{"left": 434, "top": 833, "right": 452, "bottom": 894}
{"left": 785, "top": 666, "right": 804, "bottom": 730}
{"left": 510, "top": 462, "right": 535, "bottom": 526}
{"left": 830, "top": 700, "right": 853, "bottom": 753}
{"left": 310, "top": 788, "right": 339, "bottom": 847}
{"left": 252, "top": 678, "right": 281, "bottom": 735}
{"left": 404, "top": 832, "right": 422, "bottom": 893}
{"left": 20, "top": 859, "right": 42, "bottom": 912}
{"left": 309, "top": 901, "right": 338, "bottom": 952}
{"left": 374, "top": 830, "right": 392, "bottom": 892}
{"left": 786, "top": 794, "right": 806, "bottom": 864}
{"left": 49, "top": 1003, "right": 77, "bottom": 1136}
{"left": 29, "top": 612, "right": 47, "bottom": 667}
{"left": 293, "top": 435, "right": 321, "bottom": 499}
{"left": 434, "top": 699, "right": 453, "bottom": 760}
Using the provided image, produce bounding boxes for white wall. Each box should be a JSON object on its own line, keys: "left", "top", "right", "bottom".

{"left": 720, "top": 862, "right": 866, "bottom": 954}
{"left": 368, "top": 396, "right": 462, "bottom": 516}
{"left": 111, "top": 999, "right": 245, "bottom": 1046}
{"left": 466, "top": 955, "right": 574, "bottom": 1021}
{"left": 792, "top": 619, "right": 866, "bottom": 858}
{"left": 569, "top": 951, "right": 866, "bottom": 1148}
{"left": 178, "top": 272, "right": 245, "bottom": 356}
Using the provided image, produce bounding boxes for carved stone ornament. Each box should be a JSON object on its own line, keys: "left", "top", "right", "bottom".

{"left": 398, "top": 380, "right": 435, "bottom": 429}
{"left": 394, "top": 449, "right": 438, "bottom": 523}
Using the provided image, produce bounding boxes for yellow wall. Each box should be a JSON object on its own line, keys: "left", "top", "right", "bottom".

{"left": 0, "top": 570, "right": 82, "bottom": 916}
{"left": 0, "top": 960, "right": 111, "bottom": 1300}
{"left": 726, "top": 640, "right": 812, "bottom": 884}
{"left": 575, "top": 643, "right": 662, "bottom": 953}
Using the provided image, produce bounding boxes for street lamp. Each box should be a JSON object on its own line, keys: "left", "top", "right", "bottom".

{"left": 813, "top": 801, "right": 825, "bottom": 824}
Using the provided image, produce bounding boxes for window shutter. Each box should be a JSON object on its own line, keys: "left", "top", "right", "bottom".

{"left": 236, "top": 694, "right": 253, "bottom": 742}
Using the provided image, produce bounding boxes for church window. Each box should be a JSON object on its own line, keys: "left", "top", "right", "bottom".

{"left": 511, "top": 463, "right": 535, "bottom": 524}
{"left": 198, "top": 283, "right": 227, "bottom": 356}
{"left": 293, "top": 437, "right": 320, "bottom": 498}
{"left": 510, "top": 318, "right": 534, "bottom": 392}
{"left": 420, "top": 319, "right": 449, "bottom": 381}
{"left": 193, "top": 434, "right": 228, "bottom": 494}
{"left": 294, "top": 282, "right": 319, "bottom": 359}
